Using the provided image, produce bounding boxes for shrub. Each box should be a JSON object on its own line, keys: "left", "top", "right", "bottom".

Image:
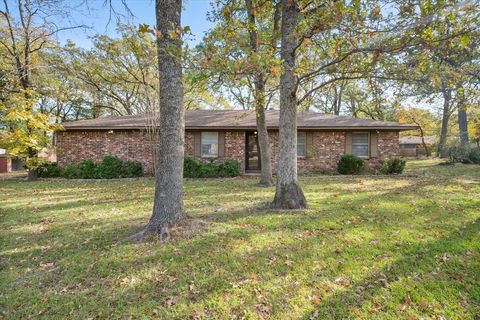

{"left": 96, "top": 156, "right": 143, "bottom": 178}
{"left": 216, "top": 160, "right": 241, "bottom": 177}
{"left": 444, "top": 140, "right": 480, "bottom": 164}
{"left": 445, "top": 142, "right": 471, "bottom": 164}
{"left": 337, "top": 154, "right": 365, "bottom": 174}
{"left": 96, "top": 156, "right": 124, "bottom": 179}
{"left": 61, "top": 156, "right": 143, "bottom": 179}
{"left": 37, "top": 162, "right": 62, "bottom": 178}
{"left": 467, "top": 147, "right": 480, "bottom": 164}
{"left": 122, "top": 160, "right": 143, "bottom": 177}
{"left": 62, "top": 159, "right": 97, "bottom": 179}
{"left": 380, "top": 158, "right": 406, "bottom": 174}
{"left": 184, "top": 156, "right": 241, "bottom": 178}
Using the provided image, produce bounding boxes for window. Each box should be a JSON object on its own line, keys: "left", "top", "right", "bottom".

{"left": 352, "top": 132, "right": 369, "bottom": 157}
{"left": 201, "top": 132, "right": 218, "bottom": 157}
{"left": 297, "top": 132, "right": 306, "bottom": 157}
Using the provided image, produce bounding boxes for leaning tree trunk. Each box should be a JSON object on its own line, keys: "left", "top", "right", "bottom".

{"left": 418, "top": 125, "right": 430, "bottom": 157}
{"left": 245, "top": 0, "right": 273, "bottom": 186}
{"left": 134, "top": 0, "right": 185, "bottom": 241}
{"left": 438, "top": 88, "right": 452, "bottom": 158}
{"left": 272, "top": 0, "right": 307, "bottom": 209}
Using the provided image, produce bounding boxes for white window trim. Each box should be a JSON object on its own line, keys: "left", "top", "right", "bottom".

{"left": 351, "top": 132, "right": 370, "bottom": 159}
{"left": 201, "top": 132, "right": 219, "bottom": 158}
{"left": 297, "top": 132, "right": 307, "bottom": 157}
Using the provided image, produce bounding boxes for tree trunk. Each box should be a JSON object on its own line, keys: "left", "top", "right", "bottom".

{"left": 272, "top": 0, "right": 307, "bottom": 209}
{"left": 255, "top": 78, "right": 274, "bottom": 186}
{"left": 134, "top": 0, "right": 185, "bottom": 241}
{"left": 418, "top": 125, "right": 430, "bottom": 157}
{"left": 458, "top": 108, "right": 469, "bottom": 145}
{"left": 438, "top": 88, "right": 452, "bottom": 158}
{"left": 457, "top": 86, "right": 469, "bottom": 145}
{"left": 245, "top": 0, "right": 273, "bottom": 186}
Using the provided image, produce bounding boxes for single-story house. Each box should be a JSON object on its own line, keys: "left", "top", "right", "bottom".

{"left": 399, "top": 136, "right": 437, "bottom": 157}
{"left": 55, "top": 110, "right": 417, "bottom": 174}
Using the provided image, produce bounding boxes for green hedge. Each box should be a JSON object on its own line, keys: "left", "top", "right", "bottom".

{"left": 379, "top": 158, "right": 406, "bottom": 174}
{"left": 37, "top": 162, "right": 63, "bottom": 178}
{"left": 39, "top": 156, "right": 240, "bottom": 179}
{"left": 184, "top": 156, "right": 241, "bottom": 178}
{"left": 337, "top": 154, "right": 365, "bottom": 174}
{"left": 38, "top": 156, "right": 143, "bottom": 179}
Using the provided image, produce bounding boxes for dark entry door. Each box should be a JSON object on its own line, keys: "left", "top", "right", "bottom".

{"left": 246, "top": 131, "right": 261, "bottom": 171}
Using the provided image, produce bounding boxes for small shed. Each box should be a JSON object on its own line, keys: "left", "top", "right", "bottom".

{"left": 400, "top": 136, "right": 436, "bottom": 157}
{"left": 0, "top": 154, "right": 12, "bottom": 173}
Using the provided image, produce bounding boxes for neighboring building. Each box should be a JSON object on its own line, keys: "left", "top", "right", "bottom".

{"left": 56, "top": 110, "right": 417, "bottom": 174}
{"left": 0, "top": 151, "right": 12, "bottom": 173}
{"left": 399, "top": 136, "right": 437, "bottom": 157}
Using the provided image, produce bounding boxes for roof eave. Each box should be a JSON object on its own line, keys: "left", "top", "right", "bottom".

{"left": 61, "top": 125, "right": 419, "bottom": 131}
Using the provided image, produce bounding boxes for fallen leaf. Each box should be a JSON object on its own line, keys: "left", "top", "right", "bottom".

{"left": 399, "top": 293, "right": 412, "bottom": 311}
{"left": 418, "top": 299, "right": 428, "bottom": 309}
{"left": 163, "top": 295, "right": 179, "bottom": 307}
{"left": 311, "top": 294, "right": 321, "bottom": 305}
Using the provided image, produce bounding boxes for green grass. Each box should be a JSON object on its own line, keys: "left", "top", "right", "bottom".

{"left": 1, "top": 159, "right": 479, "bottom": 319}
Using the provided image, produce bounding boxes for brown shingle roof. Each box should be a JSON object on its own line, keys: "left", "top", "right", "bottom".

{"left": 61, "top": 110, "right": 418, "bottom": 131}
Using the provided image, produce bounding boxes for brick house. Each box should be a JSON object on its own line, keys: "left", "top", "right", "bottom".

{"left": 56, "top": 110, "right": 417, "bottom": 174}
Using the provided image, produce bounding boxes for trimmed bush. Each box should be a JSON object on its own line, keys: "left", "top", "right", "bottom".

{"left": 62, "top": 159, "right": 97, "bottom": 179}
{"left": 184, "top": 156, "right": 241, "bottom": 178}
{"left": 122, "top": 160, "right": 143, "bottom": 177}
{"left": 337, "top": 154, "right": 365, "bottom": 174}
{"left": 59, "top": 156, "right": 143, "bottom": 179}
{"left": 37, "top": 162, "right": 62, "bottom": 178}
{"left": 95, "top": 156, "right": 143, "bottom": 178}
{"left": 380, "top": 158, "right": 406, "bottom": 174}
{"left": 96, "top": 156, "right": 124, "bottom": 179}
{"left": 444, "top": 140, "right": 480, "bottom": 164}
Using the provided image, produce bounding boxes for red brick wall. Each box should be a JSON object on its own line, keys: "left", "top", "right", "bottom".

{"left": 185, "top": 130, "right": 246, "bottom": 172}
{"left": 268, "top": 131, "right": 346, "bottom": 171}
{"left": 56, "top": 130, "right": 156, "bottom": 174}
{"left": 56, "top": 129, "right": 399, "bottom": 174}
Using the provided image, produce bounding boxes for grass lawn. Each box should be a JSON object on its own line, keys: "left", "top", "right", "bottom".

{"left": 1, "top": 159, "right": 479, "bottom": 319}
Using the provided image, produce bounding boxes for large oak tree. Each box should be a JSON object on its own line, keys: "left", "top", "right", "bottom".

{"left": 132, "top": 0, "right": 185, "bottom": 240}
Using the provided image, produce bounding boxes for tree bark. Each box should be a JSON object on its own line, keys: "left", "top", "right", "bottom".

{"left": 418, "top": 125, "right": 430, "bottom": 157}
{"left": 272, "top": 0, "right": 307, "bottom": 209}
{"left": 438, "top": 87, "right": 452, "bottom": 158}
{"left": 254, "top": 78, "right": 274, "bottom": 186}
{"left": 457, "top": 86, "right": 469, "bottom": 145}
{"left": 458, "top": 108, "right": 469, "bottom": 145}
{"left": 134, "top": 0, "right": 185, "bottom": 240}
{"left": 245, "top": 0, "right": 273, "bottom": 186}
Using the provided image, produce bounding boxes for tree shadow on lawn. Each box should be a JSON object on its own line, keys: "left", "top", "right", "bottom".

{"left": 300, "top": 218, "right": 480, "bottom": 319}
{"left": 55, "top": 210, "right": 479, "bottom": 319}
{"left": 2, "top": 174, "right": 479, "bottom": 318}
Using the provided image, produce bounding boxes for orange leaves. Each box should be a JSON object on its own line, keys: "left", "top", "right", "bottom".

{"left": 270, "top": 65, "right": 282, "bottom": 77}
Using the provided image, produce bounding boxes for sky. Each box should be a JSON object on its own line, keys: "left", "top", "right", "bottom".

{"left": 55, "top": 0, "right": 214, "bottom": 48}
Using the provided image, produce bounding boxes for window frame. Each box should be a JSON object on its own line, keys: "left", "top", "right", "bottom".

{"left": 297, "top": 131, "right": 307, "bottom": 157}
{"left": 201, "top": 131, "right": 219, "bottom": 158}
{"left": 351, "top": 132, "right": 370, "bottom": 158}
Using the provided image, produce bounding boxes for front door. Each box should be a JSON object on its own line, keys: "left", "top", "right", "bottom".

{"left": 246, "top": 131, "right": 261, "bottom": 171}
